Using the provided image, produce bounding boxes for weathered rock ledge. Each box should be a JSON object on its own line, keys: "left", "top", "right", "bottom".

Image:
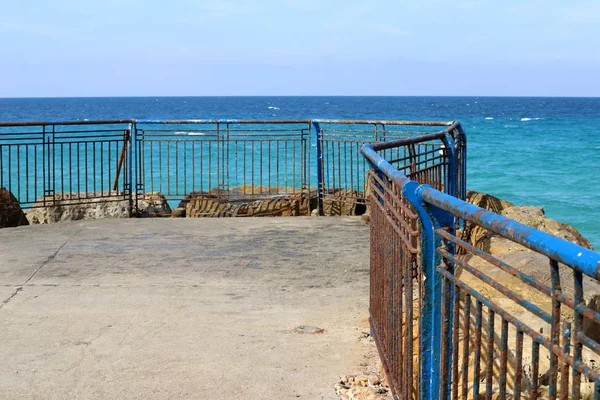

{"left": 0, "top": 187, "right": 29, "bottom": 228}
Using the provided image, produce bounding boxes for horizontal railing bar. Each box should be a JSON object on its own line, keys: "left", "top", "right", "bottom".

{"left": 437, "top": 265, "right": 600, "bottom": 383}
{"left": 371, "top": 132, "right": 447, "bottom": 151}
{"left": 0, "top": 120, "right": 134, "bottom": 127}
{"left": 137, "top": 119, "right": 311, "bottom": 124}
{"left": 314, "top": 119, "right": 455, "bottom": 126}
{"left": 437, "top": 247, "right": 553, "bottom": 323}
{"left": 422, "top": 187, "right": 600, "bottom": 280}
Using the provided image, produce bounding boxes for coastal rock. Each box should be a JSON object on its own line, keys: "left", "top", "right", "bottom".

{"left": 24, "top": 192, "right": 170, "bottom": 223}
{"left": 501, "top": 205, "right": 593, "bottom": 249}
{"left": 461, "top": 192, "right": 593, "bottom": 251}
{"left": 25, "top": 192, "right": 130, "bottom": 224}
{"left": 184, "top": 188, "right": 313, "bottom": 217}
{"left": 136, "top": 192, "right": 171, "bottom": 217}
{"left": 171, "top": 207, "right": 186, "bottom": 218}
{"left": 323, "top": 189, "right": 367, "bottom": 216}
{"left": 0, "top": 188, "right": 29, "bottom": 228}
{"left": 461, "top": 190, "right": 514, "bottom": 249}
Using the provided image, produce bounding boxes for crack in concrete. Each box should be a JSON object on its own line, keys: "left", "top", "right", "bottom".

{"left": 0, "top": 229, "right": 81, "bottom": 309}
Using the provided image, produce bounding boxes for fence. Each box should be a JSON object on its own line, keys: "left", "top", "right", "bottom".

{"left": 0, "top": 120, "right": 133, "bottom": 211}
{"left": 362, "top": 135, "right": 600, "bottom": 399}
{"left": 313, "top": 120, "right": 466, "bottom": 215}
{"left": 1, "top": 119, "right": 463, "bottom": 217}
{"left": 135, "top": 120, "right": 311, "bottom": 207}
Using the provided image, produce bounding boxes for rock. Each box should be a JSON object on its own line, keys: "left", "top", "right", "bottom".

{"left": 0, "top": 188, "right": 29, "bottom": 228}
{"left": 185, "top": 192, "right": 312, "bottom": 218}
{"left": 462, "top": 190, "right": 514, "bottom": 250}
{"left": 361, "top": 212, "right": 371, "bottom": 224}
{"left": 137, "top": 192, "right": 171, "bottom": 217}
{"left": 367, "top": 376, "right": 380, "bottom": 386}
{"left": 462, "top": 191, "right": 593, "bottom": 251}
{"left": 25, "top": 192, "right": 130, "bottom": 224}
{"left": 466, "top": 190, "right": 514, "bottom": 212}
{"left": 24, "top": 192, "right": 170, "bottom": 223}
{"left": 323, "top": 189, "right": 363, "bottom": 216}
{"left": 501, "top": 205, "right": 593, "bottom": 249}
{"left": 293, "top": 325, "right": 324, "bottom": 334}
{"left": 171, "top": 207, "right": 186, "bottom": 218}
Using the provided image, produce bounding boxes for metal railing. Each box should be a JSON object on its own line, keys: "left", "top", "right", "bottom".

{"left": 362, "top": 131, "right": 600, "bottom": 399}
{"left": 2, "top": 118, "right": 463, "bottom": 217}
{"left": 313, "top": 120, "right": 466, "bottom": 215}
{"left": 135, "top": 120, "right": 311, "bottom": 207}
{"left": 0, "top": 120, "right": 133, "bottom": 211}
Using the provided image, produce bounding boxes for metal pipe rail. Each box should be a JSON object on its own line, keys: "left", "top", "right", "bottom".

{"left": 1, "top": 118, "right": 463, "bottom": 217}
{"left": 361, "top": 130, "right": 600, "bottom": 400}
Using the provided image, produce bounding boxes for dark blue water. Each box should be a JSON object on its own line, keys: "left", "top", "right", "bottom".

{"left": 1, "top": 96, "right": 599, "bottom": 248}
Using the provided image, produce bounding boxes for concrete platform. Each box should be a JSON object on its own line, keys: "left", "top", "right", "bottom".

{"left": 0, "top": 217, "right": 370, "bottom": 399}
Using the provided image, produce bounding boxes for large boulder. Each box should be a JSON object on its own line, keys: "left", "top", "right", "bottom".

{"left": 185, "top": 193, "right": 311, "bottom": 217}
{"left": 25, "top": 192, "right": 130, "bottom": 224}
{"left": 136, "top": 192, "right": 171, "bottom": 217}
{"left": 0, "top": 188, "right": 29, "bottom": 228}
{"left": 501, "top": 205, "right": 592, "bottom": 249}
{"left": 462, "top": 191, "right": 593, "bottom": 251}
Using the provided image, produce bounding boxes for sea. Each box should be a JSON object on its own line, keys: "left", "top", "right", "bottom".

{"left": 0, "top": 96, "right": 598, "bottom": 248}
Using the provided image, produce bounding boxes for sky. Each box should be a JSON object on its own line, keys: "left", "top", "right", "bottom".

{"left": 1, "top": 0, "right": 599, "bottom": 97}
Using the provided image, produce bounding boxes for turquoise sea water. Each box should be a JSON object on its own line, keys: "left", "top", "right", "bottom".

{"left": 0, "top": 96, "right": 598, "bottom": 248}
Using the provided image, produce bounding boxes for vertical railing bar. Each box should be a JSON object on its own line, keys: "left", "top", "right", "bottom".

{"left": 514, "top": 330, "right": 524, "bottom": 400}
{"left": 313, "top": 121, "right": 323, "bottom": 215}
{"left": 473, "top": 301, "right": 483, "bottom": 398}
{"left": 499, "top": 319, "right": 509, "bottom": 398}
{"left": 532, "top": 341, "right": 540, "bottom": 400}
{"left": 560, "top": 321, "right": 571, "bottom": 400}
{"left": 550, "top": 258, "right": 562, "bottom": 399}
{"left": 451, "top": 284, "right": 460, "bottom": 400}
{"left": 572, "top": 270, "right": 584, "bottom": 398}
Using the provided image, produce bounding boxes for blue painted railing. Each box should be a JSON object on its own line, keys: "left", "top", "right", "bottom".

{"left": 362, "top": 129, "right": 600, "bottom": 399}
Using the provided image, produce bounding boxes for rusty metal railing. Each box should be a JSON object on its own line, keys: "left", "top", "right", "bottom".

{"left": 0, "top": 120, "right": 134, "bottom": 212}
{"left": 362, "top": 127, "right": 600, "bottom": 399}
{"left": 313, "top": 120, "right": 466, "bottom": 215}
{"left": 135, "top": 120, "right": 311, "bottom": 209}
{"left": 1, "top": 118, "right": 466, "bottom": 218}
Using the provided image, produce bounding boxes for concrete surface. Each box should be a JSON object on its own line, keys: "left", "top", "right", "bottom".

{"left": 0, "top": 217, "right": 370, "bottom": 399}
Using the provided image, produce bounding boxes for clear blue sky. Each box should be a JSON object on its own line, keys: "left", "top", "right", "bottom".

{"left": 1, "top": 0, "right": 599, "bottom": 97}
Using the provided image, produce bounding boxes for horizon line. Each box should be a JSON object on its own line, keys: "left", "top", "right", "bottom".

{"left": 2, "top": 94, "right": 600, "bottom": 100}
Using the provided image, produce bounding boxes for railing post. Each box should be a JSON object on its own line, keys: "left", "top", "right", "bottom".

{"left": 452, "top": 123, "right": 467, "bottom": 201}
{"left": 312, "top": 120, "right": 324, "bottom": 216}
{"left": 402, "top": 181, "right": 456, "bottom": 400}
{"left": 403, "top": 181, "right": 441, "bottom": 400}
{"left": 132, "top": 121, "right": 140, "bottom": 216}
{"left": 441, "top": 133, "right": 456, "bottom": 198}
{"left": 127, "top": 124, "right": 134, "bottom": 217}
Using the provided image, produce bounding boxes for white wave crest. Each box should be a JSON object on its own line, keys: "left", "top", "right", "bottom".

{"left": 268, "top": 106, "right": 280, "bottom": 110}
{"left": 521, "top": 117, "right": 543, "bottom": 121}
{"left": 485, "top": 117, "right": 493, "bottom": 120}
{"left": 174, "top": 131, "right": 205, "bottom": 136}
